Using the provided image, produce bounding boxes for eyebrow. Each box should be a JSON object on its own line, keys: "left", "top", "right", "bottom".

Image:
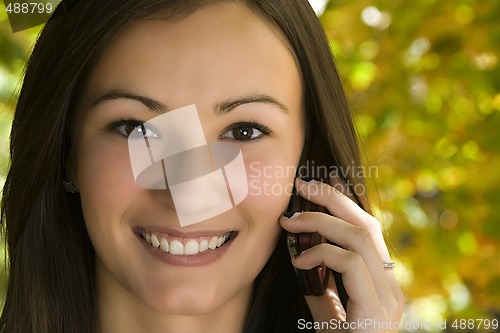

{"left": 89, "top": 89, "right": 289, "bottom": 115}
{"left": 214, "top": 95, "right": 289, "bottom": 115}
{"left": 89, "top": 90, "right": 168, "bottom": 113}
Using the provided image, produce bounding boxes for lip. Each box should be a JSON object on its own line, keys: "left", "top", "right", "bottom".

{"left": 134, "top": 226, "right": 238, "bottom": 267}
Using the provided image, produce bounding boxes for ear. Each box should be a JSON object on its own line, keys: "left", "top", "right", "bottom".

{"left": 64, "top": 148, "right": 78, "bottom": 185}
{"left": 63, "top": 150, "right": 80, "bottom": 193}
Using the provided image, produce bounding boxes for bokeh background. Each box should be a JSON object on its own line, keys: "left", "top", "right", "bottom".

{"left": 0, "top": 0, "right": 499, "bottom": 332}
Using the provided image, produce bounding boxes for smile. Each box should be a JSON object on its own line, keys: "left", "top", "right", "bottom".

{"left": 139, "top": 228, "right": 236, "bottom": 256}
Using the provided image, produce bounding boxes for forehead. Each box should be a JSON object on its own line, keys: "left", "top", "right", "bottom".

{"left": 82, "top": 2, "right": 301, "bottom": 109}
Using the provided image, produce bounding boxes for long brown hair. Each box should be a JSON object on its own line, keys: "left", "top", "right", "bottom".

{"left": 1, "top": 1, "right": 369, "bottom": 332}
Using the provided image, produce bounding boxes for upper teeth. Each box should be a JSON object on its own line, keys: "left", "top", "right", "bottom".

{"left": 140, "top": 229, "right": 231, "bottom": 256}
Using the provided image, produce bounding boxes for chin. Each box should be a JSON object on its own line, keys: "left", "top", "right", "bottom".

{"left": 141, "top": 285, "right": 238, "bottom": 316}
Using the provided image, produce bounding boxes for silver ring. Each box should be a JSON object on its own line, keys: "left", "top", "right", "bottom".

{"left": 383, "top": 262, "right": 395, "bottom": 269}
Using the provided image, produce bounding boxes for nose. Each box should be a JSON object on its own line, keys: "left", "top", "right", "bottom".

{"left": 138, "top": 142, "right": 247, "bottom": 227}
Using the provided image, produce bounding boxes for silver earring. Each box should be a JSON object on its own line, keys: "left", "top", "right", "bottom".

{"left": 63, "top": 180, "right": 78, "bottom": 193}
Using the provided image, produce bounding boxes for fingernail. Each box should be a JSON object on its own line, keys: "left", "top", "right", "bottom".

{"left": 282, "top": 212, "right": 301, "bottom": 220}
{"left": 300, "top": 178, "right": 318, "bottom": 184}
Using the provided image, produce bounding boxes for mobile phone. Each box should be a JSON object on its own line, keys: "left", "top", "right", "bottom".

{"left": 286, "top": 139, "right": 349, "bottom": 305}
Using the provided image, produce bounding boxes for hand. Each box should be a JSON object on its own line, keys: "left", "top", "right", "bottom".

{"left": 280, "top": 178, "right": 405, "bottom": 332}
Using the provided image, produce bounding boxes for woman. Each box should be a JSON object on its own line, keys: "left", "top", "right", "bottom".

{"left": 0, "top": 0, "right": 404, "bottom": 332}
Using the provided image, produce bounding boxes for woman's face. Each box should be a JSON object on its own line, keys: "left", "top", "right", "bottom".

{"left": 73, "top": 2, "right": 304, "bottom": 315}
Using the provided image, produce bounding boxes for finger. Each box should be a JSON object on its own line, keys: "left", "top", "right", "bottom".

{"left": 295, "top": 177, "right": 374, "bottom": 231}
{"left": 292, "top": 243, "right": 382, "bottom": 314}
{"left": 281, "top": 211, "right": 386, "bottom": 269}
{"left": 294, "top": 178, "right": 392, "bottom": 262}
{"left": 281, "top": 212, "right": 396, "bottom": 313}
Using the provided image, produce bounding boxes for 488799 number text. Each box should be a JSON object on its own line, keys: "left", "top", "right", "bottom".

{"left": 6, "top": 2, "right": 53, "bottom": 14}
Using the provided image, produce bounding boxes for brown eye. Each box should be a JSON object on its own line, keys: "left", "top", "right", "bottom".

{"left": 219, "top": 122, "right": 270, "bottom": 142}
{"left": 108, "top": 120, "right": 160, "bottom": 139}
{"left": 233, "top": 126, "right": 254, "bottom": 141}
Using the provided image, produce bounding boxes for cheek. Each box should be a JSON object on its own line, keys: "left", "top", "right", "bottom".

{"left": 76, "top": 142, "right": 137, "bottom": 230}
{"left": 232, "top": 153, "right": 297, "bottom": 273}
{"left": 243, "top": 149, "right": 302, "bottom": 222}
{"left": 244, "top": 142, "right": 302, "bottom": 208}
{"left": 246, "top": 162, "right": 295, "bottom": 208}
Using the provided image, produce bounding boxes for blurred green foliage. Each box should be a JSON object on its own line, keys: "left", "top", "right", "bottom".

{"left": 0, "top": 0, "right": 499, "bottom": 331}
{"left": 321, "top": 0, "right": 500, "bottom": 329}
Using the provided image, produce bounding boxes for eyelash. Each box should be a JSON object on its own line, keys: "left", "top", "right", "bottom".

{"left": 106, "top": 118, "right": 271, "bottom": 142}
